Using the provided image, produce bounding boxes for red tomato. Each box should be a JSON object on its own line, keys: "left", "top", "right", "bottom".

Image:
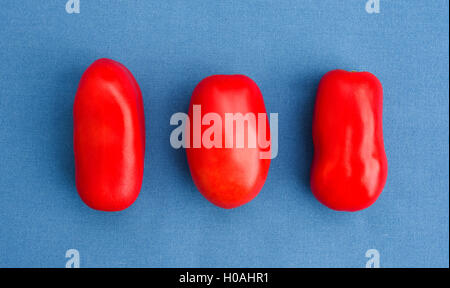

{"left": 311, "top": 70, "right": 388, "bottom": 212}
{"left": 73, "top": 58, "right": 145, "bottom": 211}
{"left": 186, "top": 75, "right": 271, "bottom": 209}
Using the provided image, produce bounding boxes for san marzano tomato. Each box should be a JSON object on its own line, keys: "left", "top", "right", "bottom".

{"left": 311, "top": 70, "right": 388, "bottom": 212}
{"left": 73, "top": 58, "right": 145, "bottom": 211}
{"left": 186, "top": 75, "right": 271, "bottom": 209}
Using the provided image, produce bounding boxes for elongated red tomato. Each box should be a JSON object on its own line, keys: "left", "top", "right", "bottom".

{"left": 311, "top": 70, "right": 388, "bottom": 212}
{"left": 73, "top": 58, "right": 145, "bottom": 211}
{"left": 186, "top": 75, "right": 271, "bottom": 209}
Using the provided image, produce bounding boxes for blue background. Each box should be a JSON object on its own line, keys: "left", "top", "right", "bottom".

{"left": 0, "top": 0, "right": 448, "bottom": 268}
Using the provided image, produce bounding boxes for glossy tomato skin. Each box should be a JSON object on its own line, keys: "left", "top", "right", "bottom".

{"left": 311, "top": 70, "right": 388, "bottom": 212}
{"left": 73, "top": 58, "right": 145, "bottom": 211}
{"left": 186, "top": 75, "right": 271, "bottom": 209}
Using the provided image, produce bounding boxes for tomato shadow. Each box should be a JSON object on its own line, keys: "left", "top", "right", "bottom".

{"left": 54, "top": 65, "right": 85, "bottom": 195}
{"left": 293, "top": 73, "right": 322, "bottom": 195}
{"left": 163, "top": 83, "right": 193, "bottom": 185}
{"left": 138, "top": 70, "right": 201, "bottom": 202}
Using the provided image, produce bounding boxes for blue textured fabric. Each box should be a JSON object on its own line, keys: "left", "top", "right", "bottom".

{"left": 0, "top": 0, "right": 448, "bottom": 267}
